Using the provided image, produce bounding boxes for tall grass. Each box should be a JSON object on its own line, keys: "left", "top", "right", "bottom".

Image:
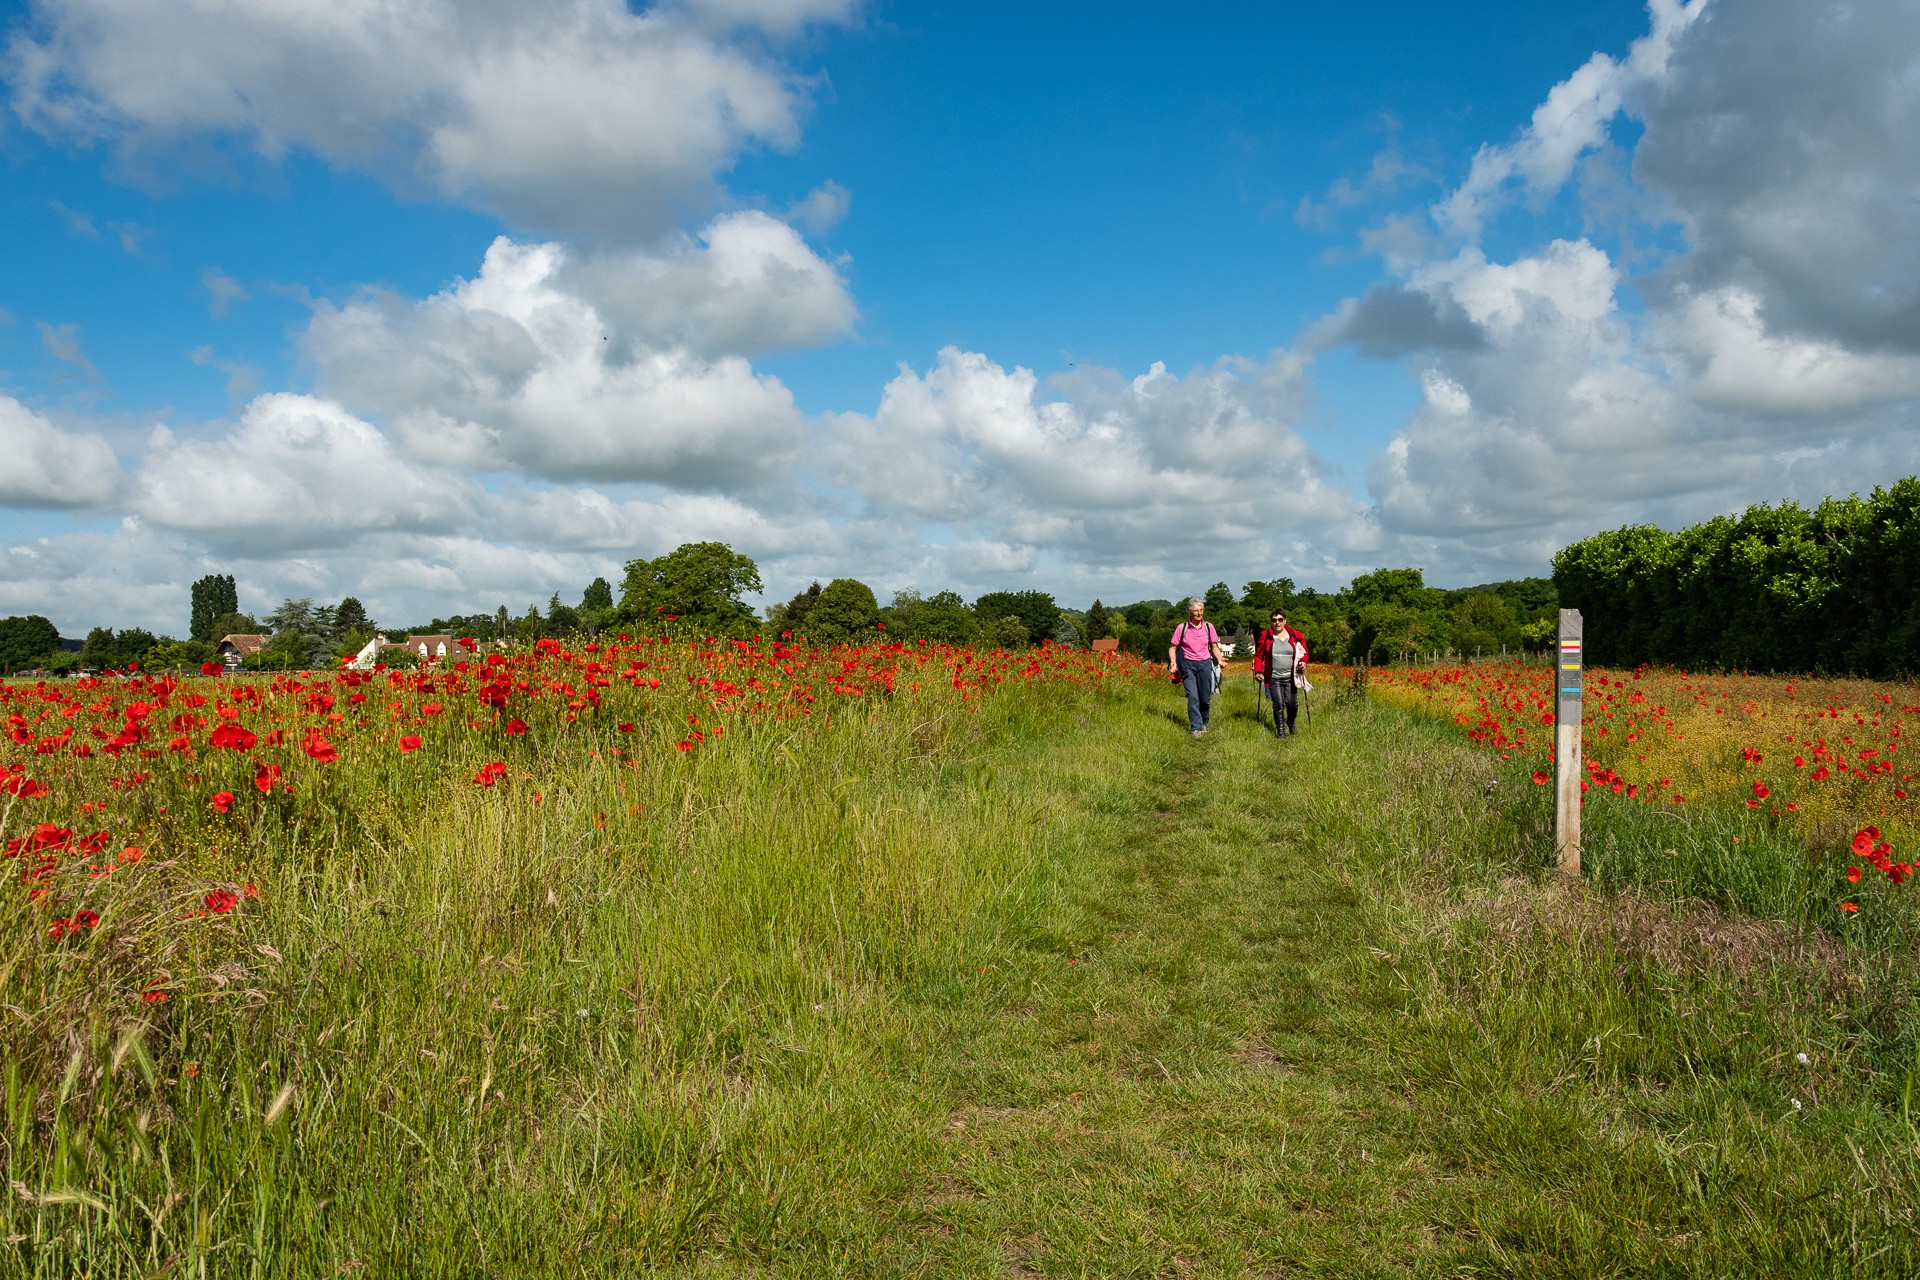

{"left": 0, "top": 648, "right": 1143, "bottom": 1275}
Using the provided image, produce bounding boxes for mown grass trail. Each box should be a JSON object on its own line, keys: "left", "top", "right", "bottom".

{"left": 881, "top": 674, "right": 1920, "bottom": 1278}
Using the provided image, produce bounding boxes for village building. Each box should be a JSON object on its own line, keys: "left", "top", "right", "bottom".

{"left": 216, "top": 634, "right": 269, "bottom": 666}
{"left": 349, "top": 633, "right": 459, "bottom": 670}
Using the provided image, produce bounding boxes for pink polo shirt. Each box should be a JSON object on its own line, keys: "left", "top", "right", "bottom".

{"left": 1172, "top": 621, "right": 1217, "bottom": 661}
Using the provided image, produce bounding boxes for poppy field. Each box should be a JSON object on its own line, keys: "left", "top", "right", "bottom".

{"left": 1369, "top": 661, "right": 1920, "bottom": 933}
{"left": 0, "top": 635, "right": 1154, "bottom": 1274}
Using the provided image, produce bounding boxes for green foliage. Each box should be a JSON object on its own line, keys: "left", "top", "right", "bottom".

{"left": 1084, "top": 600, "right": 1111, "bottom": 642}
{"left": 767, "top": 581, "right": 822, "bottom": 635}
{"left": 620, "top": 542, "right": 763, "bottom": 636}
{"left": 580, "top": 577, "right": 614, "bottom": 614}
{"left": 546, "top": 592, "right": 582, "bottom": 635}
{"left": 77, "top": 626, "right": 161, "bottom": 672}
{"left": 897, "top": 591, "right": 977, "bottom": 644}
{"left": 0, "top": 615, "right": 62, "bottom": 671}
{"left": 1554, "top": 477, "right": 1920, "bottom": 674}
{"left": 142, "top": 638, "right": 217, "bottom": 671}
{"left": 209, "top": 611, "right": 259, "bottom": 640}
{"left": 335, "top": 596, "right": 371, "bottom": 637}
{"left": 804, "top": 578, "right": 882, "bottom": 645}
{"left": 973, "top": 590, "right": 1060, "bottom": 648}
{"left": 1203, "top": 581, "right": 1235, "bottom": 612}
{"left": 987, "top": 615, "right": 1030, "bottom": 649}
{"left": 189, "top": 573, "right": 238, "bottom": 643}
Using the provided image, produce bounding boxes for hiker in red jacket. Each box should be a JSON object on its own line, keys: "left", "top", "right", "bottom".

{"left": 1251, "top": 606, "right": 1309, "bottom": 737}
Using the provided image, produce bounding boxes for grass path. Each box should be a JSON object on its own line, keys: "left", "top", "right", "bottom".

{"left": 870, "top": 677, "right": 1920, "bottom": 1278}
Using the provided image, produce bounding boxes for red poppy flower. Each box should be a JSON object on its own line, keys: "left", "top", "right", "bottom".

{"left": 141, "top": 989, "right": 169, "bottom": 1004}
{"left": 505, "top": 719, "right": 529, "bottom": 736}
{"left": 1840, "top": 902, "right": 1859, "bottom": 914}
{"left": 398, "top": 735, "right": 423, "bottom": 753}
{"left": 1847, "top": 866, "right": 1862, "bottom": 882}
{"left": 209, "top": 724, "right": 257, "bottom": 751}
{"left": 204, "top": 889, "right": 238, "bottom": 913}
{"left": 201, "top": 661, "right": 222, "bottom": 676}
{"left": 75, "top": 909, "right": 100, "bottom": 928}
{"left": 254, "top": 762, "right": 282, "bottom": 793}
{"left": 301, "top": 730, "right": 338, "bottom": 763}
{"left": 618, "top": 723, "right": 635, "bottom": 733}
{"left": 1531, "top": 770, "right": 1549, "bottom": 785}
{"left": 211, "top": 791, "right": 235, "bottom": 813}
{"left": 1751, "top": 780, "right": 1769, "bottom": 800}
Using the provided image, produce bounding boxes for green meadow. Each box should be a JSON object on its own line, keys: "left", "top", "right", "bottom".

{"left": 5, "top": 662, "right": 1918, "bottom": 1278}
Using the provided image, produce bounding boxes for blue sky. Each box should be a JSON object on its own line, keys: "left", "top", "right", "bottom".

{"left": 2, "top": 0, "right": 1916, "bottom": 636}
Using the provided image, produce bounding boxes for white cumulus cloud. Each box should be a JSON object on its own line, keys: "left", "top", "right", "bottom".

{"left": 133, "top": 393, "right": 475, "bottom": 552}
{"left": 7, "top": 0, "right": 851, "bottom": 239}
{"left": 302, "top": 219, "right": 846, "bottom": 488}
{"left": 0, "top": 395, "right": 120, "bottom": 508}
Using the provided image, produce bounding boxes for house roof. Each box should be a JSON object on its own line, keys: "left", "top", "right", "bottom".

{"left": 216, "top": 633, "right": 270, "bottom": 657}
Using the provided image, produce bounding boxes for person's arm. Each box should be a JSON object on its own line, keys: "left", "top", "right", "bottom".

{"left": 1209, "top": 625, "right": 1225, "bottom": 666}
{"left": 1251, "top": 630, "right": 1266, "bottom": 679}
{"left": 1167, "top": 624, "right": 1180, "bottom": 674}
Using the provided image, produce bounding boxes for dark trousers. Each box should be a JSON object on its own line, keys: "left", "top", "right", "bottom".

{"left": 1179, "top": 656, "right": 1215, "bottom": 732}
{"left": 1264, "top": 676, "right": 1297, "bottom": 736}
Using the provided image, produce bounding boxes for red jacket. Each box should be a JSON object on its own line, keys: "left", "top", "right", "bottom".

{"left": 1252, "top": 625, "right": 1309, "bottom": 679}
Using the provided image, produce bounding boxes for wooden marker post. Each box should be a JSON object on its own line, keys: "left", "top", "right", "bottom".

{"left": 1554, "top": 609, "right": 1583, "bottom": 876}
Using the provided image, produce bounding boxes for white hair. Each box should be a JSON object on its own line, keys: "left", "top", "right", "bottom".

{"left": 1187, "top": 597, "right": 1205, "bottom": 610}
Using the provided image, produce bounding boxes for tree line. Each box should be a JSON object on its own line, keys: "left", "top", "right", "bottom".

{"left": 1553, "top": 476, "right": 1920, "bottom": 676}
{"left": 0, "top": 541, "right": 1561, "bottom": 677}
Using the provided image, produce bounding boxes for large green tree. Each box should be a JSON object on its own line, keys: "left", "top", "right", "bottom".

{"left": 619, "top": 542, "right": 763, "bottom": 636}
{"left": 0, "top": 615, "right": 62, "bottom": 671}
{"left": 189, "top": 574, "right": 239, "bottom": 643}
{"left": 336, "top": 597, "right": 371, "bottom": 636}
{"left": 803, "top": 578, "right": 881, "bottom": 645}
{"left": 972, "top": 590, "right": 1060, "bottom": 648}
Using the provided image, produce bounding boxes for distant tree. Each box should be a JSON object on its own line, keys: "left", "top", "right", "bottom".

{"left": 804, "top": 578, "right": 881, "bottom": 645}
{"left": 581, "top": 577, "right": 614, "bottom": 613}
{"left": 1084, "top": 600, "right": 1112, "bottom": 642}
{"left": 246, "top": 631, "right": 309, "bottom": 671}
{"left": 209, "top": 611, "right": 259, "bottom": 640}
{"left": 189, "top": 574, "right": 238, "bottom": 644}
{"left": 547, "top": 592, "right": 582, "bottom": 634}
{"left": 1239, "top": 578, "right": 1295, "bottom": 615}
{"left": 972, "top": 590, "right": 1060, "bottom": 648}
{"left": 767, "top": 581, "right": 822, "bottom": 634}
{"left": 336, "top": 597, "right": 371, "bottom": 637}
{"left": 78, "top": 627, "right": 118, "bottom": 671}
{"left": 144, "top": 638, "right": 216, "bottom": 672}
{"left": 1204, "top": 582, "right": 1235, "bottom": 612}
{"left": 899, "top": 591, "right": 977, "bottom": 645}
{"left": 116, "top": 628, "right": 160, "bottom": 669}
{"left": 265, "top": 598, "right": 318, "bottom": 635}
{"left": 0, "top": 615, "right": 62, "bottom": 671}
{"left": 1052, "top": 616, "right": 1083, "bottom": 648}
{"left": 515, "top": 605, "right": 546, "bottom": 645}
{"left": 987, "top": 616, "right": 1030, "bottom": 649}
{"left": 619, "top": 542, "right": 762, "bottom": 636}
{"left": 494, "top": 605, "right": 511, "bottom": 640}
{"left": 312, "top": 603, "right": 339, "bottom": 641}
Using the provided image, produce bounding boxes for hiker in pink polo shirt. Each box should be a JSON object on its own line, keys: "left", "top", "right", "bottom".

{"left": 1166, "top": 598, "right": 1225, "bottom": 736}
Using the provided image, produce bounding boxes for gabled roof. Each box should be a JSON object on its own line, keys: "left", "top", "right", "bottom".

{"left": 216, "top": 633, "right": 270, "bottom": 657}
